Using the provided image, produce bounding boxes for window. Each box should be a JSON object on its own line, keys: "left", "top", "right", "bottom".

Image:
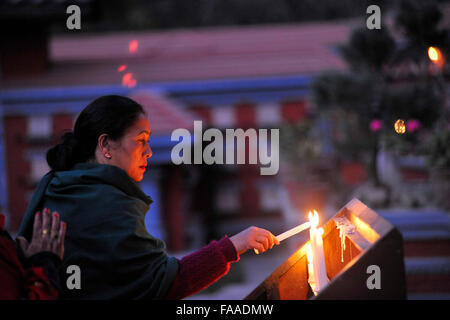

{"left": 211, "top": 106, "right": 235, "bottom": 128}
{"left": 259, "top": 181, "right": 283, "bottom": 212}
{"left": 27, "top": 116, "right": 51, "bottom": 139}
{"left": 256, "top": 103, "right": 281, "bottom": 126}
{"left": 30, "top": 156, "right": 50, "bottom": 184}
{"left": 216, "top": 182, "right": 241, "bottom": 214}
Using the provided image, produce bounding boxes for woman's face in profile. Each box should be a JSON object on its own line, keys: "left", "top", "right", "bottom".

{"left": 109, "top": 114, "right": 152, "bottom": 182}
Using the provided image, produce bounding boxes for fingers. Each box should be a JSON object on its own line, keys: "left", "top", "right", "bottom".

{"left": 42, "top": 208, "right": 51, "bottom": 237}
{"left": 58, "top": 221, "right": 66, "bottom": 243}
{"left": 252, "top": 242, "right": 265, "bottom": 255}
{"left": 250, "top": 227, "right": 279, "bottom": 254}
{"left": 230, "top": 226, "right": 280, "bottom": 256}
{"left": 31, "top": 211, "right": 42, "bottom": 242}
{"left": 57, "top": 221, "right": 67, "bottom": 259}
{"left": 22, "top": 208, "right": 66, "bottom": 259}
{"left": 50, "top": 211, "right": 60, "bottom": 239}
{"left": 256, "top": 235, "right": 270, "bottom": 251}
{"left": 48, "top": 210, "right": 66, "bottom": 259}
{"left": 272, "top": 233, "right": 280, "bottom": 246}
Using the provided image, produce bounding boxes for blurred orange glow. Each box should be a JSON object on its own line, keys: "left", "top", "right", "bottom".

{"left": 117, "top": 65, "right": 127, "bottom": 72}
{"left": 394, "top": 119, "right": 406, "bottom": 134}
{"left": 129, "top": 40, "right": 139, "bottom": 54}
{"left": 428, "top": 46, "right": 444, "bottom": 68}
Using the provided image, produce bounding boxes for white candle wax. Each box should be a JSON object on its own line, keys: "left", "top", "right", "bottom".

{"left": 308, "top": 210, "right": 328, "bottom": 293}
{"left": 254, "top": 221, "right": 311, "bottom": 254}
{"left": 309, "top": 222, "right": 321, "bottom": 290}
{"left": 276, "top": 221, "right": 311, "bottom": 242}
{"left": 315, "top": 228, "right": 328, "bottom": 290}
{"left": 305, "top": 244, "right": 317, "bottom": 294}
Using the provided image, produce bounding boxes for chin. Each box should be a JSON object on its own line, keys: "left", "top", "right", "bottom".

{"left": 135, "top": 171, "right": 147, "bottom": 182}
{"left": 132, "top": 175, "right": 144, "bottom": 182}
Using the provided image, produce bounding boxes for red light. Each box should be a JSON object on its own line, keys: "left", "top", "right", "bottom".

{"left": 122, "top": 72, "right": 137, "bottom": 88}
{"left": 129, "top": 40, "right": 138, "bottom": 54}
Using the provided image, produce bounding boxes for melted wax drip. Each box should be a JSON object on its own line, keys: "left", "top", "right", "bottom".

{"left": 333, "top": 217, "right": 356, "bottom": 263}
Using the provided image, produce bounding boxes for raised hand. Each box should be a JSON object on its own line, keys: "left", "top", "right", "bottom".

{"left": 17, "top": 208, "right": 66, "bottom": 260}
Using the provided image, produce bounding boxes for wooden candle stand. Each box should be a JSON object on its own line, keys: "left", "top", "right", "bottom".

{"left": 245, "top": 198, "right": 407, "bottom": 300}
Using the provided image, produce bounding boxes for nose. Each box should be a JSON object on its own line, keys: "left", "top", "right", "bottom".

{"left": 144, "top": 144, "right": 152, "bottom": 159}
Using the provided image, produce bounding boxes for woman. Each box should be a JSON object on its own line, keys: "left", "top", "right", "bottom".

{"left": 18, "top": 95, "right": 279, "bottom": 300}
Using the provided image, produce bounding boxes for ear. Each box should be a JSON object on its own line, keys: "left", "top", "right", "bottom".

{"left": 97, "top": 134, "right": 112, "bottom": 160}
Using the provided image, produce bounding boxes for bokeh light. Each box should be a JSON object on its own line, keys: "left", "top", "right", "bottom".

{"left": 394, "top": 119, "right": 406, "bottom": 134}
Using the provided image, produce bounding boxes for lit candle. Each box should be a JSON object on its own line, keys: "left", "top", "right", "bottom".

{"left": 308, "top": 210, "right": 328, "bottom": 293}
{"left": 276, "top": 221, "right": 311, "bottom": 242}
{"left": 306, "top": 243, "right": 316, "bottom": 293}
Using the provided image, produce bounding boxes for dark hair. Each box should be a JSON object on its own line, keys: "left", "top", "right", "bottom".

{"left": 47, "top": 95, "right": 145, "bottom": 171}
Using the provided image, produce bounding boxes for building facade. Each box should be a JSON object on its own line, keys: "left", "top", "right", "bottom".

{"left": 0, "top": 21, "right": 353, "bottom": 251}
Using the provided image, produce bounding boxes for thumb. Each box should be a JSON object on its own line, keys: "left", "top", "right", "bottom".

{"left": 16, "top": 236, "right": 29, "bottom": 252}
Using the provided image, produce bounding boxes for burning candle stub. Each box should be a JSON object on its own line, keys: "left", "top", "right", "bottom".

{"left": 307, "top": 210, "right": 329, "bottom": 295}
{"left": 334, "top": 217, "right": 356, "bottom": 263}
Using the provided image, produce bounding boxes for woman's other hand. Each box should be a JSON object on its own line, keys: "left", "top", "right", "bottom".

{"left": 229, "top": 226, "right": 279, "bottom": 255}
{"left": 17, "top": 208, "right": 66, "bottom": 260}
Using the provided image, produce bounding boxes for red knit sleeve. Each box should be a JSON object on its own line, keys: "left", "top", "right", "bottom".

{"left": 0, "top": 231, "right": 59, "bottom": 300}
{"left": 24, "top": 266, "right": 60, "bottom": 300}
{"left": 164, "top": 235, "right": 240, "bottom": 300}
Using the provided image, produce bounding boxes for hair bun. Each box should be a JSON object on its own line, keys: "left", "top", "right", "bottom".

{"left": 61, "top": 131, "right": 79, "bottom": 147}
{"left": 46, "top": 131, "right": 80, "bottom": 171}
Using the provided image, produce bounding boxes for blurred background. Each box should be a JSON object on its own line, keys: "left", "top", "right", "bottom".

{"left": 0, "top": 0, "right": 449, "bottom": 299}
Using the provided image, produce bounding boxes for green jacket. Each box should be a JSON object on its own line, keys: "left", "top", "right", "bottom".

{"left": 18, "top": 163, "right": 179, "bottom": 299}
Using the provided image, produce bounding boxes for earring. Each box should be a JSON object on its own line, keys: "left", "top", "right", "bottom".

{"left": 105, "top": 153, "right": 111, "bottom": 159}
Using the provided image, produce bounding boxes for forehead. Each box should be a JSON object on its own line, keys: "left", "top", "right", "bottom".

{"left": 126, "top": 114, "right": 150, "bottom": 135}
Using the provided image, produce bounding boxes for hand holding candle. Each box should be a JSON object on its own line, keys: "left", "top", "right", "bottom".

{"left": 230, "top": 226, "right": 279, "bottom": 255}
{"left": 253, "top": 221, "right": 311, "bottom": 254}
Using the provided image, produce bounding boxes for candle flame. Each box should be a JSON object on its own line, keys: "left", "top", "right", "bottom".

{"left": 308, "top": 210, "right": 319, "bottom": 228}
{"left": 428, "top": 46, "right": 444, "bottom": 67}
